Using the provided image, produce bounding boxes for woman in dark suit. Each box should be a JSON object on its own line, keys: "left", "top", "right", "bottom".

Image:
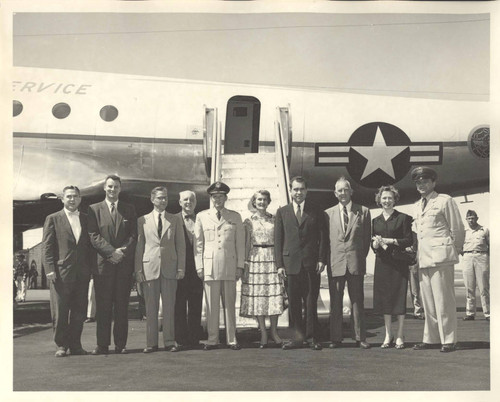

{"left": 371, "top": 185, "right": 413, "bottom": 349}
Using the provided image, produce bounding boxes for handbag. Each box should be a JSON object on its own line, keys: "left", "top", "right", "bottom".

{"left": 281, "top": 276, "right": 289, "bottom": 310}
{"left": 391, "top": 247, "right": 417, "bottom": 265}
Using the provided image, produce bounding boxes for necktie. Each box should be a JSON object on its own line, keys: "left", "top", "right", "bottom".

{"left": 421, "top": 197, "right": 427, "bottom": 211}
{"left": 110, "top": 202, "right": 116, "bottom": 223}
{"left": 296, "top": 204, "right": 302, "bottom": 224}
{"left": 216, "top": 211, "right": 221, "bottom": 221}
{"left": 343, "top": 206, "right": 349, "bottom": 232}
{"left": 158, "top": 213, "right": 163, "bottom": 239}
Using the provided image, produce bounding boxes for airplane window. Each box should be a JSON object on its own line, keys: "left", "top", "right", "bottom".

{"left": 100, "top": 105, "right": 118, "bottom": 122}
{"left": 52, "top": 103, "right": 71, "bottom": 119}
{"left": 233, "top": 107, "right": 248, "bottom": 117}
{"left": 13, "top": 100, "right": 23, "bottom": 117}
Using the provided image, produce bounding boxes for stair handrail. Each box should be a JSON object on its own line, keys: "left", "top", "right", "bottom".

{"left": 210, "top": 111, "right": 222, "bottom": 183}
{"left": 275, "top": 120, "right": 291, "bottom": 206}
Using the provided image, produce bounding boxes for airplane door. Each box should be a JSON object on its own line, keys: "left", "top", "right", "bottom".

{"left": 224, "top": 96, "right": 260, "bottom": 154}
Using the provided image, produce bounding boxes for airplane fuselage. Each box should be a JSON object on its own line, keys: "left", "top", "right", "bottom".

{"left": 12, "top": 67, "right": 489, "bottom": 230}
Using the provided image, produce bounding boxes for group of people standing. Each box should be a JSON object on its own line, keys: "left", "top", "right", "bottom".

{"left": 41, "top": 165, "right": 488, "bottom": 357}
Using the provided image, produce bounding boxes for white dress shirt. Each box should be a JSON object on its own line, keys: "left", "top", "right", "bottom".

{"left": 292, "top": 200, "right": 305, "bottom": 216}
{"left": 338, "top": 201, "right": 352, "bottom": 233}
{"left": 152, "top": 209, "right": 166, "bottom": 236}
{"left": 64, "top": 208, "right": 81, "bottom": 243}
{"left": 105, "top": 199, "right": 119, "bottom": 213}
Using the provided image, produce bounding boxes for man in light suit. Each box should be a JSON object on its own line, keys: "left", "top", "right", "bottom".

{"left": 88, "top": 175, "right": 137, "bottom": 355}
{"left": 325, "top": 177, "right": 371, "bottom": 349}
{"left": 42, "top": 185, "right": 91, "bottom": 357}
{"left": 411, "top": 167, "right": 465, "bottom": 353}
{"left": 195, "top": 181, "right": 245, "bottom": 351}
{"left": 275, "top": 176, "right": 327, "bottom": 350}
{"left": 135, "top": 186, "right": 186, "bottom": 353}
{"left": 175, "top": 190, "right": 204, "bottom": 349}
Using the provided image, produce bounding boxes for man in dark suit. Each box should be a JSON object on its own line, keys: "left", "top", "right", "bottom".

{"left": 275, "top": 176, "right": 328, "bottom": 350}
{"left": 88, "top": 175, "right": 137, "bottom": 355}
{"left": 174, "top": 190, "right": 204, "bottom": 349}
{"left": 325, "top": 177, "right": 371, "bottom": 349}
{"left": 42, "top": 185, "right": 91, "bottom": 357}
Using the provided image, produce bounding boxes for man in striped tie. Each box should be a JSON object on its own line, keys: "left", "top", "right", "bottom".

{"left": 88, "top": 175, "right": 137, "bottom": 355}
{"left": 325, "top": 177, "right": 372, "bottom": 349}
{"left": 275, "top": 176, "right": 328, "bottom": 350}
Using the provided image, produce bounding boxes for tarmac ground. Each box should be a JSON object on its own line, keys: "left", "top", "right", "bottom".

{"left": 12, "top": 271, "right": 490, "bottom": 392}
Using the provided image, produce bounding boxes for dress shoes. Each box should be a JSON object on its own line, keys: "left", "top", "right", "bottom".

{"left": 440, "top": 344, "right": 456, "bottom": 353}
{"left": 309, "top": 342, "right": 323, "bottom": 351}
{"left": 356, "top": 341, "right": 371, "bottom": 349}
{"left": 229, "top": 343, "right": 241, "bottom": 350}
{"left": 259, "top": 343, "right": 268, "bottom": 349}
{"left": 413, "top": 314, "right": 425, "bottom": 320}
{"left": 463, "top": 315, "right": 475, "bottom": 321}
{"left": 203, "top": 344, "right": 218, "bottom": 351}
{"left": 380, "top": 337, "right": 394, "bottom": 349}
{"left": 69, "top": 347, "right": 88, "bottom": 356}
{"left": 55, "top": 347, "right": 67, "bottom": 358}
{"left": 282, "top": 341, "right": 302, "bottom": 350}
{"left": 143, "top": 346, "right": 159, "bottom": 353}
{"left": 84, "top": 317, "right": 95, "bottom": 323}
{"left": 329, "top": 342, "right": 342, "bottom": 349}
{"left": 169, "top": 345, "right": 182, "bottom": 352}
{"left": 115, "top": 347, "right": 128, "bottom": 354}
{"left": 413, "top": 343, "right": 432, "bottom": 350}
{"left": 91, "top": 346, "right": 109, "bottom": 355}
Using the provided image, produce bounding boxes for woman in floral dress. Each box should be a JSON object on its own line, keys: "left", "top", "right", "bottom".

{"left": 240, "top": 190, "right": 284, "bottom": 347}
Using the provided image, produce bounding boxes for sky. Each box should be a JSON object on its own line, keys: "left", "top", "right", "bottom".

{"left": 13, "top": 12, "right": 489, "bottom": 100}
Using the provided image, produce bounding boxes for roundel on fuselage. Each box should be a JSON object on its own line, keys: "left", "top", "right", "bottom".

{"left": 347, "top": 122, "right": 411, "bottom": 188}
{"left": 468, "top": 125, "right": 489, "bottom": 159}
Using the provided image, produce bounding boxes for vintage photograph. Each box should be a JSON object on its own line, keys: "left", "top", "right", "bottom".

{"left": 4, "top": 0, "right": 496, "bottom": 397}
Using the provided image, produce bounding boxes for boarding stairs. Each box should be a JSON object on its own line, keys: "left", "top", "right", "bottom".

{"left": 203, "top": 107, "right": 292, "bottom": 329}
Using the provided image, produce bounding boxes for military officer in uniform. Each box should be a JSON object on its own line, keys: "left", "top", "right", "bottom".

{"left": 411, "top": 167, "right": 465, "bottom": 353}
{"left": 194, "top": 181, "right": 245, "bottom": 350}
{"left": 461, "top": 210, "right": 489, "bottom": 321}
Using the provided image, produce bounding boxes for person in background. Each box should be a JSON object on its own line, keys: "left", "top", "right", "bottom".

{"left": 29, "top": 262, "right": 38, "bottom": 289}
{"left": 461, "top": 210, "right": 489, "bottom": 321}
{"left": 240, "top": 190, "right": 283, "bottom": 348}
{"left": 134, "top": 186, "right": 186, "bottom": 353}
{"left": 175, "top": 190, "right": 204, "bottom": 350}
{"left": 371, "top": 185, "right": 413, "bottom": 349}
{"left": 411, "top": 166, "right": 465, "bottom": 353}
{"left": 42, "top": 185, "right": 91, "bottom": 357}
{"left": 14, "top": 254, "right": 29, "bottom": 302}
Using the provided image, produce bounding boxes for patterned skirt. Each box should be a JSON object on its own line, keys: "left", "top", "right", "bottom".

{"left": 240, "top": 246, "right": 284, "bottom": 317}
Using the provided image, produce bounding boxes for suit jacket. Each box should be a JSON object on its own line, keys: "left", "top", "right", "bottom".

{"left": 88, "top": 200, "right": 137, "bottom": 275}
{"left": 274, "top": 202, "right": 328, "bottom": 275}
{"left": 413, "top": 191, "right": 465, "bottom": 268}
{"left": 42, "top": 209, "right": 91, "bottom": 282}
{"left": 194, "top": 208, "right": 245, "bottom": 281}
{"left": 325, "top": 202, "right": 371, "bottom": 277}
{"left": 176, "top": 212, "right": 203, "bottom": 292}
{"left": 134, "top": 211, "right": 186, "bottom": 281}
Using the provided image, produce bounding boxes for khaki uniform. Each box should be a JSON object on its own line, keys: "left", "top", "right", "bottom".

{"left": 195, "top": 208, "right": 245, "bottom": 345}
{"left": 414, "top": 191, "right": 465, "bottom": 345}
{"left": 462, "top": 225, "right": 489, "bottom": 318}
